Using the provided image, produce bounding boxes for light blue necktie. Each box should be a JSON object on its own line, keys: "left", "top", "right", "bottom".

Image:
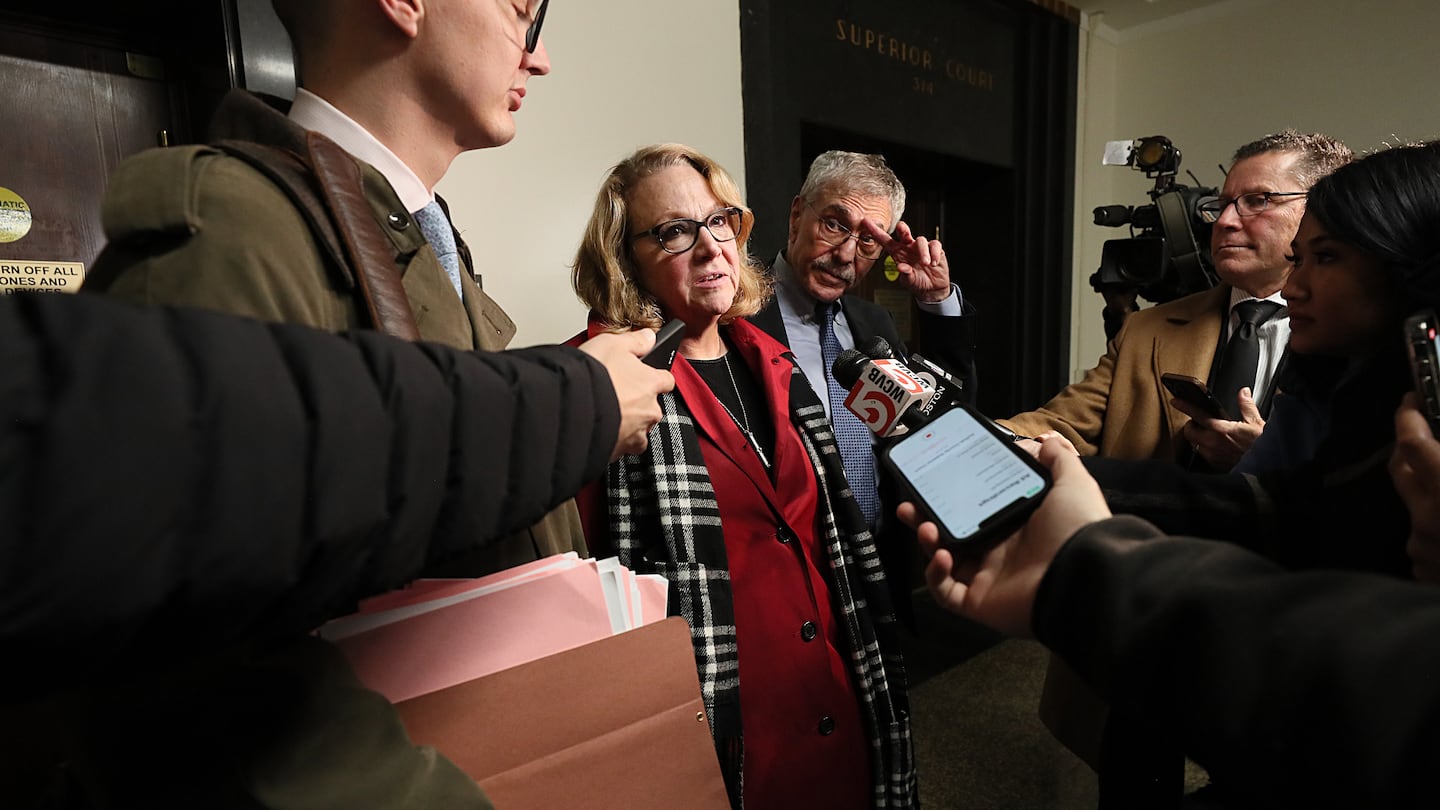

{"left": 818, "top": 301, "right": 881, "bottom": 526}
{"left": 412, "top": 200, "right": 464, "bottom": 299}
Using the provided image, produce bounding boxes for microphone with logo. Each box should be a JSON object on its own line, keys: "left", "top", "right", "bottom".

{"left": 836, "top": 341, "right": 1051, "bottom": 547}
{"left": 830, "top": 346, "right": 937, "bottom": 438}
{"left": 837, "top": 338, "right": 1021, "bottom": 443}
{"left": 903, "top": 347, "right": 1023, "bottom": 442}
{"left": 856, "top": 336, "right": 969, "bottom": 423}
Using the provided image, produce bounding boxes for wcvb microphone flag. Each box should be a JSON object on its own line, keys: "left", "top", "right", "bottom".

{"left": 842, "top": 358, "right": 935, "bottom": 437}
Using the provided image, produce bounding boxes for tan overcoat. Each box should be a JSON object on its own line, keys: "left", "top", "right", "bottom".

{"left": 998, "top": 284, "right": 1230, "bottom": 463}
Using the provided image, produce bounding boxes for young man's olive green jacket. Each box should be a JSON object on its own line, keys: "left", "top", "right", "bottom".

{"left": 88, "top": 90, "right": 585, "bottom": 569}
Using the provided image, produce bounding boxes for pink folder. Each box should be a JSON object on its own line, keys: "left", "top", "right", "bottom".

{"left": 332, "top": 561, "right": 615, "bottom": 703}
{"left": 352, "top": 553, "right": 580, "bottom": 615}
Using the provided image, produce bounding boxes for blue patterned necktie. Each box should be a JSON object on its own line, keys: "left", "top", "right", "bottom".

{"left": 818, "top": 301, "right": 881, "bottom": 526}
{"left": 412, "top": 200, "right": 464, "bottom": 299}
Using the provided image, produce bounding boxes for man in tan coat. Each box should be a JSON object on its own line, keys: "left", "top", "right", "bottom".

{"left": 999, "top": 131, "right": 1351, "bottom": 471}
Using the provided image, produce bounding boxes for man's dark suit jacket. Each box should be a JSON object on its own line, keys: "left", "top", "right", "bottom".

{"left": 749, "top": 287, "right": 978, "bottom": 624}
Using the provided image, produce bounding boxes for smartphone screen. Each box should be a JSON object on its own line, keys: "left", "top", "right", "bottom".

{"left": 883, "top": 407, "right": 1049, "bottom": 544}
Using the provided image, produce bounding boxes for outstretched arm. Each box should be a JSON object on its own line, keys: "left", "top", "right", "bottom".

{"left": 0, "top": 292, "right": 625, "bottom": 686}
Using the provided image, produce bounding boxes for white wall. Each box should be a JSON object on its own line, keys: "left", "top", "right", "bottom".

{"left": 438, "top": 1, "right": 747, "bottom": 347}
{"left": 1070, "top": 14, "right": 1119, "bottom": 382}
{"left": 1071, "top": 0, "right": 1440, "bottom": 379}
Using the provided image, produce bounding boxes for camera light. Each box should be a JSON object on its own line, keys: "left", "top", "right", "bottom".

{"left": 1133, "top": 136, "right": 1179, "bottom": 174}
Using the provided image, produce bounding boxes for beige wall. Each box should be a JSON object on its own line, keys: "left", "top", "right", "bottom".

{"left": 438, "top": 1, "right": 746, "bottom": 347}
{"left": 1070, "top": 0, "right": 1440, "bottom": 382}
{"left": 439, "top": 0, "right": 1440, "bottom": 384}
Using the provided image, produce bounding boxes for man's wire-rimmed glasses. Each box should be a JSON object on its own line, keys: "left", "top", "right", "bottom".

{"left": 806, "top": 200, "right": 885, "bottom": 260}
{"left": 1197, "top": 191, "right": 1307, "bottom": 224}
{"left": 630, "top": 207, "right": 743, "bottom": 255}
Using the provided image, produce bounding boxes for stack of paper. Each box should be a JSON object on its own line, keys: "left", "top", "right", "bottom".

{"left": 320, "top": 554, "right": 670, "bottom": 703}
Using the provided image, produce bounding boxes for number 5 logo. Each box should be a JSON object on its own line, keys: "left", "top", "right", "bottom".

{"left": 844, "top": 387, "right": 898, "bottom": 435}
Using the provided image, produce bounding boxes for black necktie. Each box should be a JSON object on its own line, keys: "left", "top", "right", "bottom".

{"left": 1213, "top": 300, "right": 1281, "bottom": 418}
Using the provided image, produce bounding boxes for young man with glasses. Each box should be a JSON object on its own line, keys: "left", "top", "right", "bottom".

{"left": 86, "top": 3, "right": 614, "bottom": 567}
{"left": 69, "top": 2, "right": 674, "bottom": 808}
{"left": 999, "top": 130, "right": 1352, "bottom": 472}
{"left": 749, "top": 150, "right": 977, "bottom": 624}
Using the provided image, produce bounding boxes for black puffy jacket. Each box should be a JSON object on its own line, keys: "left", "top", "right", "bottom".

{"left": 0, "top": 291, "right": 618, "bottom": 690}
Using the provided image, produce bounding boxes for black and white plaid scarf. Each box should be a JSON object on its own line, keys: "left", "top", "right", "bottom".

{"left": 606, "top": 354, "right": 917, "bottom": 809}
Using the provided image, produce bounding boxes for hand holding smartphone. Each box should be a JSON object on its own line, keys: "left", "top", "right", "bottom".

{"left": 879, "top": 406, "right": 1052, "bottom": 548}
{"left": 1161, "top": 372, "right": 1230, "bottom": 420}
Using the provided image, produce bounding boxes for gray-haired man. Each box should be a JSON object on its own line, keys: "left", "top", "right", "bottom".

{"left": 749, "top": 150, "right": 978, "bottom": 619}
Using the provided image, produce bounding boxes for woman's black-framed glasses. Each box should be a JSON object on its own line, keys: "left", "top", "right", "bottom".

{"left": 630, "top": 207, "right": 743, "bottom": 255}
{"left": 525, "top": 0, "right": 549, "bottom": 53}
{"left": 1196, "top": 191, "right": 1307, "bottom": 224}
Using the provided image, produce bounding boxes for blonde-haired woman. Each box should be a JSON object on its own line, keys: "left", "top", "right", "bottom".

{"left": 570, "top": 143, "right": 916, "bottom": 810}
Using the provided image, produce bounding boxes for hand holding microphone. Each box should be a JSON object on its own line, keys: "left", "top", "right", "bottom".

{"left": 579, "top": 329, "right": 675, "bottom": 460}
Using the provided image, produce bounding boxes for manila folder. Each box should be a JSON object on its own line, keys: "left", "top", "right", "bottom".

{"left": 395, "top": 616, "right": 729, "bottom": 810}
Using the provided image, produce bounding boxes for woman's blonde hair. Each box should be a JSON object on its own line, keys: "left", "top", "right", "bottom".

{"left": 572, "top": 143, "right": 772, "bottom": 331}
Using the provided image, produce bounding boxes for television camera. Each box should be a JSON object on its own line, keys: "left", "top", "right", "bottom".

{"left": 1089, "top": 136, "right": 1219, "bottom": 338}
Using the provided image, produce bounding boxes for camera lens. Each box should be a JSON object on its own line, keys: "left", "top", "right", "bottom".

{"left": 1129, "top": 204, "right": 1161, "bottom": 230}
{"left": 1093, "top": 205, "right": 1132, "bottom": 227}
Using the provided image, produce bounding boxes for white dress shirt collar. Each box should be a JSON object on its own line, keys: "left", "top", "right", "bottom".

{"left": 771, "top": 251, "right": 856, "bottom": 421}
{"left": 1227, "top": 286, "right": 1287, "bottom": 319}
{"left": 287, "top": 88, "right": 433, "bottom": 213}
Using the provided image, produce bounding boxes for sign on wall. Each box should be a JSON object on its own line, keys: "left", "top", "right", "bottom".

{"left": 0, "top": 186, "right": 85, "bottom": 293}
{"left": 776, "top": 0, "right": 1016, "bottom": 166}
{"left": 0, "top": 260, "right": 85, "bottom": 294}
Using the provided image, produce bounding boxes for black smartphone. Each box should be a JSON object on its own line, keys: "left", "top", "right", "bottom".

{"left": 1160, "top": 372, "right": 1229, "bottom": 420}
{"left": 1405, "top": 310, "right": 1440, "bottom": 435}
{"left": 643, "top": 319, "right": 686, "bottom": 369}
{"left": 879, "top": 406, "right": 1052, "bottom": 548}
